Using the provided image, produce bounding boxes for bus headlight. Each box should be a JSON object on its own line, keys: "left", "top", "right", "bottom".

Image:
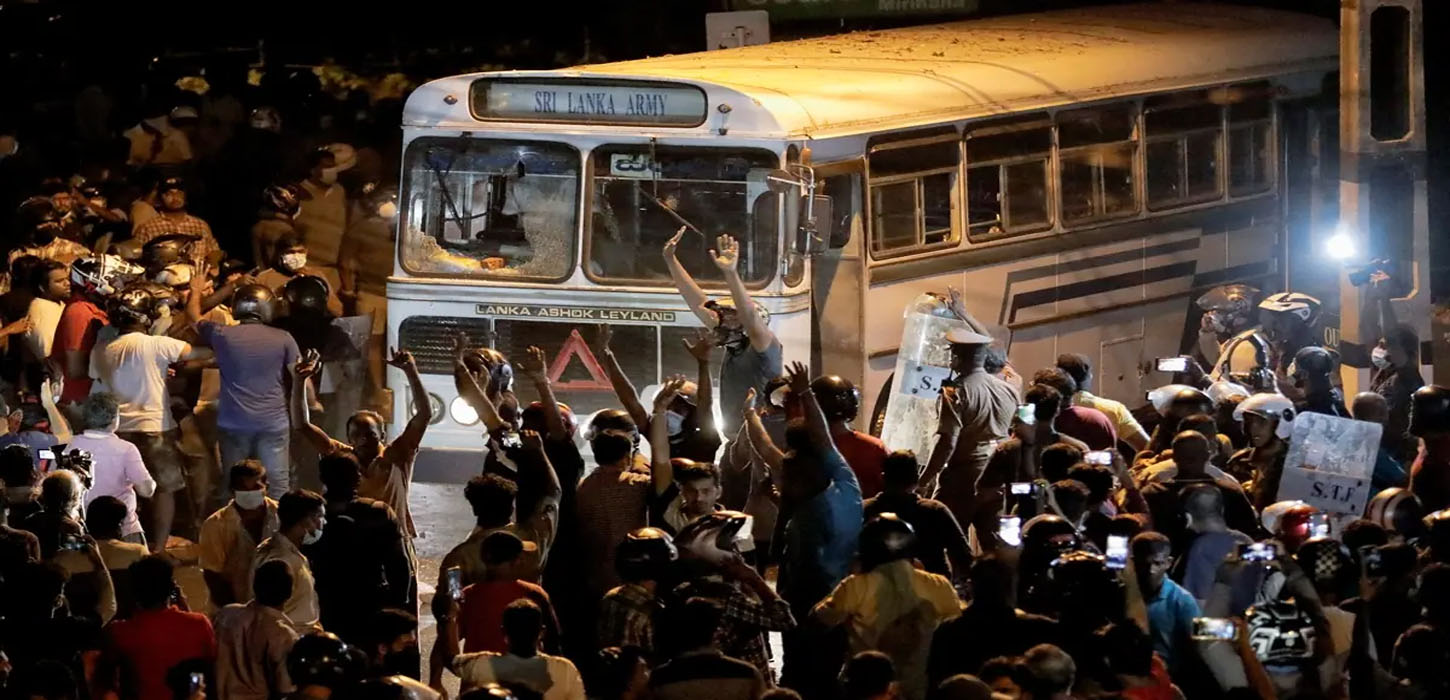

{"left": 409, "top": 392, "right": 445, "bottom": 426}
{"left": 449, "top": 397, "right": 480, "bottom": 425}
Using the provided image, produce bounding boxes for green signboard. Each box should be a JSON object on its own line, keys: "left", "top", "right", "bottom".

{"left": 730, "top": 0, "right": 980, "bottom": 20}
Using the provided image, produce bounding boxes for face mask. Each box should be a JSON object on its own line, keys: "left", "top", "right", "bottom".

{"left": 234, "top": 489, "right": 266, "bottom": 510}
{"left": 377, "top": 201, "right": 398, "bottom": 220}
{"left": 319, "top": 168, "right": 339, "bottom": 186}
{"left": 302, "top": 527, "right": 323, "bottom": 546}
{"left": 665, "top": 410, "right": 687, "bottom": 437}
{"left": 1372, "top": 345, "right": 1391, "bottom": 370}
{"left": 280, "top": 252, "right": 307, "bottom": 271}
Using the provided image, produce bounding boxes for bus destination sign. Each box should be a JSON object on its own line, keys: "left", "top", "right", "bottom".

{"left": 476, "top": 304, "right": 678, "bottom": 323}
{"left": 471, "top": 80, "right": 707, "bottom": 127}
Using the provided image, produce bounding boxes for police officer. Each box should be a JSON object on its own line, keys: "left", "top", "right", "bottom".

{"left": 1291, "top": 346, "right": 1349, "bottom": 418}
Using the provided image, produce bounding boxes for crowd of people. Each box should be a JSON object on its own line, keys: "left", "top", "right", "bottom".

{"left": 2, "top": 73, "right": 1450, "bottom": 700}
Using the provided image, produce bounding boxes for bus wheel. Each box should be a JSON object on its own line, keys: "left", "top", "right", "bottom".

{"left": 868, "top": 373, "right": 893, "bottom": 438}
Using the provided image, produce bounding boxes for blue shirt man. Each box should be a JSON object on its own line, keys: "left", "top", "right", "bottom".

{"left": 1134, "top": 531, "right": 1201, "bottom": 670}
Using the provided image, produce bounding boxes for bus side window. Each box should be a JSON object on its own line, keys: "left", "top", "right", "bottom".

{"left": 1229, "top": 99, "right": 1274, "bottom": 195}
{"left": 867, "top": 137, "right": 959, "bottom": 257}
{"left": 1058, "top": 105, "right": 1139, "bottom": 224}
{"left": 1145, "top": 99, "right": 1224, "bottom": 210}
{"left": 965, "top": 117, "right": 1052, "bottom": 240}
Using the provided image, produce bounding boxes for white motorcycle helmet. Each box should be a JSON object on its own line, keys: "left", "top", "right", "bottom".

{"left": 1234, "top": 392, "right": 1296, "bottom": 441}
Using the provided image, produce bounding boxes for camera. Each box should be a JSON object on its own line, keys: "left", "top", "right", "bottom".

{"left": 1105, "top": 534, "right": 1129, "bottom": 570}
{"left": 1239, "top": 542, "right": 1277, "bottom": 563}
{"left": 1085, "top": 450, "right": 1114, "bottom": 466}
{"left": 1191, "top": 617, "right": 1238, "bottom": 641}
{"left": 1010, "top": 482, "right": 1034, "bottom": 496}
{"left": 1347, "top": 259, "right": 1390, "bottom": 287}
{"left": 52, "top": 448, "right": 94, "bottom": 490}
{"left": 1156, "top": 357, "right": 1188, "bottom": 373}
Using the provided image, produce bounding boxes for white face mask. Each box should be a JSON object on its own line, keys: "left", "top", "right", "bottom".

{"left": 302, "top": 521, "right": 324, "bottom": 546}
{"left": 280, "top": 252, "right": 307, "bottom": 272}
{"left": 234, "top": 489, "right": 266, "bottom": 510}
{"left": 1371, "top": 345, "right": 1391, "bottom": 370}
{"left": 665, "top": 410, "right": 686, "bottom": 437}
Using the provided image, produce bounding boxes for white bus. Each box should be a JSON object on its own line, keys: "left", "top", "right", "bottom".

{"left": 388, "top": 4, "right": 1339, "bottom": 471}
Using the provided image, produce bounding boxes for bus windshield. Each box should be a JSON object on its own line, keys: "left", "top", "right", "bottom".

{"left": 588, "top": 145, "right": 778, "bottom": 285}
{"left": 400, "top": 137, "right": 579, "bottom": 280}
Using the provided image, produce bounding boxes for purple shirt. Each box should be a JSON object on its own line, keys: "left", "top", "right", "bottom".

{"left": 70, "top": 430, "right": 155, "bottom": 536}
{"left": 199, "top": 321, "right": 300, "bottom": 433}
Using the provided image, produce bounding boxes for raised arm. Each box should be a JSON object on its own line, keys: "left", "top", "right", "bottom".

{"left": 514, "top": 346, "right": 568, "bottom": 441}
{"left": 185, "top": 263, "right": 207, "bottom": 327}
{"left": 947, "top": 286, "right": 993, "bottom": 337}
{"left": 712, "top": 234, "right": 774, "bottom": 352}
{"left": 290, "top": 349, "right": 334, "bottom": 453}
{"left": 742, "top": 388, "right": 785, "bottom": 473}
{"left": 663, "top": 228, "right": 717, "bottom": 327}
{"left": 597, "top": 324, "right": 650, "bottom": 430}
{"left": 387, "top": 348, "right": 432, "bottom": 452}
{"left": 683, "top": 330, "right": 717, "bottom": 440}
{"left": 519, "top": 429, "right": 562, "bottom": 509}
{"left": 649, "top": 377, "right": 688, "bottom": 496}
{"left": 785, "top": 362, "right": 844, "bottom": 465}
{"left": 452, "top": 333, "right": 505, "bottom": 434}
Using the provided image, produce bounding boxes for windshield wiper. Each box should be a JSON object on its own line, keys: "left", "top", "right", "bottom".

{"left": 634, "top": 182, "right": 705, "bottom": 237}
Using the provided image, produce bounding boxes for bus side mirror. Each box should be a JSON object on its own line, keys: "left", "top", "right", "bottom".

{"left": 801, "top": 194, "right": 833, "bottom": 255}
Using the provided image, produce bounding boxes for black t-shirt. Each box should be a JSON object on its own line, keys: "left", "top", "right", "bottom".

{"left": 863, "top": 492, "right": 972, "bottom": 580}
{"left": 306, "top": 497, "right": 411, "bottom": 645}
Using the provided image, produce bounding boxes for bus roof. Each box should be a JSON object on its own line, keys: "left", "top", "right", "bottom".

{"left": 404, "top": 4, "right": 1337, "bottom": 139}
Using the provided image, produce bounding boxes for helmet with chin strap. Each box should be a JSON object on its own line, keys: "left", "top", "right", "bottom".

{"left": 1234, "top": 393, "right": 1297, "bottom": 440}
{"left": 810, "top": 375, "right": 860, "bottom": 422}
{"left": 232, "top": 284, "right": 277, "bottom": 324}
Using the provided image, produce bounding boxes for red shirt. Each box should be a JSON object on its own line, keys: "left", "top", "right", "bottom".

{"left": 459, "top": 579, "right": 553, "bottom": 654}
{"left": 51, "top": 296, "right": 108, "bottom": 403}
{"left": 106, "top": 606, "right": 216, "bottom": 700}
{"left": 1056, "top": 405, "right": 1118, "bottom": 451}
{"left": 833, "top": 429, "right": 887, "bottom": 498}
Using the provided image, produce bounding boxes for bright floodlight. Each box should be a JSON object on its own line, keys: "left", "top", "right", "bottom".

{"left": 449, "top": 396, "right": 480, "bottom": 425}
{"left": 1326, "top": 230, "right": 1356, "bottom": 261}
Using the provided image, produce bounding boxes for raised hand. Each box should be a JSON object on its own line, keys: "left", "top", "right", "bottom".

{"left": 295, "top": 349, "right": 322, "bottom": 378}
{"left": 654, "top": 375, "right": 689, "bottom": 410}
{"left": 785, "top": 361, "right": 811, "bottom": 395}
{"left": 385, "top": 347, "right": 416, "bottom": 372}
{"left": 710, "top": 234, "right": 740, "bottom": 272}
{"left": 516, "top": 346, "right": 548, "bottom": 381}
{"left": 683, "top": 329, "right": 712, "bottom": 363}
{"left": 742, "top": 387, "right": 758, "bottom": 417}
{"left": 452, "top": 331, "right": 470, "bottom": 362}
{"left": 595, "top": 323, "right": 614, "bottom": 353}
{"left": 662, "top": 226, "right": 686, "bottom": 259}
{"left": 521, "top": 429, "right": 544, "bottom": 454}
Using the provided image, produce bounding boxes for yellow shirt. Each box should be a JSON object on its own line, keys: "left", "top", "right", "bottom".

{"left": 199, "top": 500, "right": 280, "bottom": 603}
{"left": 254, "top": 534, "right": 320, "bottom": 633}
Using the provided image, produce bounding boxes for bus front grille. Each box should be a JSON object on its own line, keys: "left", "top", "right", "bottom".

{"left": 398, "top": 316, "right": 495, "bottom": 375}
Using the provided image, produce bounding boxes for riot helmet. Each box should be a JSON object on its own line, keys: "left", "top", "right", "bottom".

{"left": 1245, "top": 600, "right": 1318, "bottom": 665}
{"left": 1197, "top": 284, "right": 1260, "bottom": 336}
{"left": 1234, "top": 393, "right": 1296, "bottom": 442}
{"left": 1366, "top": 487, "right": 1426, "bottom": 540}
{"left": 283, "top": 274, "right": 333, "bottom": 318}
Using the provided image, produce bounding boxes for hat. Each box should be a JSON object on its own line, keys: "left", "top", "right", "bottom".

{"left": 481, "top": 530, "right": 537, "bottom": 565}
{"left": 945, "top": 327, "right": 993, "bottom": 345}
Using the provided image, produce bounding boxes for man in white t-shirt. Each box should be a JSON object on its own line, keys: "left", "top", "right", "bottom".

{"left": 95, "top": 285, "right": 211, "bottom": 548}
{"left": 445, "top": 598, "right": 584, "bottom": 700}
